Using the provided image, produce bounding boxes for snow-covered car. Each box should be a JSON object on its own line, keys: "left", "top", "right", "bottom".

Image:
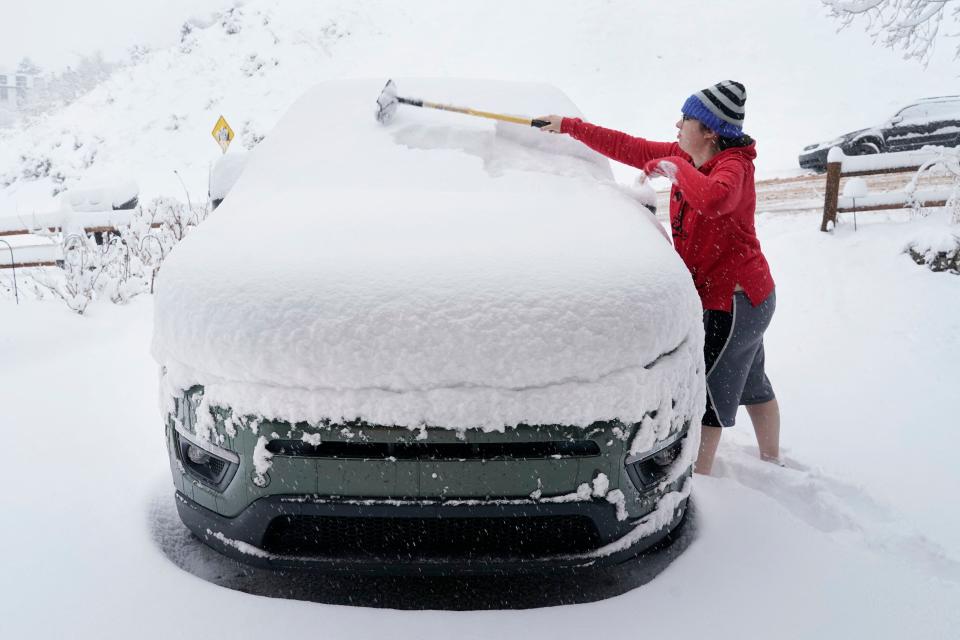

{"left": 208, "top": 152, "right": 248, "bottom": 210}
{"left": 152, "top": 78, "right": 704, "bottom": 573}
{"left": 61, "top": 180, "right": 139, "bottom": 212}
{"left": 798, "top": 95, "right": 960, "bottom": 172}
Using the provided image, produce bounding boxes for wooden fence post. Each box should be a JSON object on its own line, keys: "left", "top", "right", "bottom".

{"left": 820, "top": 158, "right": 842, "bottom": 232}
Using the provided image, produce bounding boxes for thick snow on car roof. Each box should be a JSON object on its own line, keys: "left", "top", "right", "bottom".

{"left": 152, "top": 78, "right": 703, "bottom": 430}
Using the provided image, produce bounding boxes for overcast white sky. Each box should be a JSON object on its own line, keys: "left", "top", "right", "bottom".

{"left": 1, "top": 0, "right": 234, "bottom": 70}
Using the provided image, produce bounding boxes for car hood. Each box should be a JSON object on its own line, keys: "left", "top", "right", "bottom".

{"left": 805, "top": 127, "right": 871, "bottom": 151}
{"left": 152, "top": 79, "right": 701, "bottom": 395}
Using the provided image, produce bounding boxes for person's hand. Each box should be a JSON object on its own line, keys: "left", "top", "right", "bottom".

{"left": 535, "top": 115, "right": 564, "bottom": 133}
{"left": 643, "top": 159, "right": 679, "bottom": 182}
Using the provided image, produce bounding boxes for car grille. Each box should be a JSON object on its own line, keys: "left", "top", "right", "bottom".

{"left": 265, "top": 439, "right": 600, "bottom": 460}
{"left": 261, "top": 514, "right": 602, "bottom": 558}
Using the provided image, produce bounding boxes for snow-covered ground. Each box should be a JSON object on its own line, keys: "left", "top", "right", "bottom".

{"left": 2, "top": 211, "right": 958, "bottom": 638}
{"left": 2, "top": 1, "right": 960, "bottom": 637}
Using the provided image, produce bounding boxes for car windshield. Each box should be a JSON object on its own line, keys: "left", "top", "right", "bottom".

{"left": 893, "top": 100, "right": 960, "bottom": 122}
{"left": 230, "top": 78, "right": 613, "bottom": 201}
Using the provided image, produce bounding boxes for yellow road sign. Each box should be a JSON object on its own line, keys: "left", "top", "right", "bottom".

{"left": 211, "top": 115, "right": 234, "bottom": 154}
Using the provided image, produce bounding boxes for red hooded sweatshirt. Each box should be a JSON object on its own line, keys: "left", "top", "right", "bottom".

{"left": 561, "top": 118, "right": 774, "bottom": 312}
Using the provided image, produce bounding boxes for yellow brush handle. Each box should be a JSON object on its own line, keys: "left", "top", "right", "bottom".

{"left": 422, "top": 100, "right": 533, "bottom": 126}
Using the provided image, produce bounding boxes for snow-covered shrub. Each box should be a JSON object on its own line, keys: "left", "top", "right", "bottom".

{"left": 179, "top": 23, "right": 198, "bottom": 54}
{"left": 18, "top": 155, "right": 53, "bottom": 181}
{"left": 222, "top": 8, "right": 244, "bottom": 35}
{"left": 3, "top": 134, "right": 101, "bottom": 193}
{"left": 127, "top": 44, "right": 151, "bottom": 65}
{"left": 320, "top": 19, "right": 351, "bottom": 42}
{"left": 144, "top": 195, "right": 209, "bottom": 244}
{"left": 240, "top": 54, "right": 277, "bottom": 78}
{"left": 164, "top": 114, "right": 187, "bottom": 131}
{"left": 907, "top": 241, "right": 960, "bottom": 274}
{"left": 16, "top": 196, "right": 210, "bottom": 312}
{"left": 906, "top": 216, "right": 960, "bottom": 274}
{"left": 29, "top": 233, "right": 108, "bottom": 314}
{"left": 18, "top": 154, "right": 68, "bottom": 194}
{"left": 904, "top": 146, "right": 960, "bottom": 222}
{"left": 904, "top": 147, "right": 960, "bottom": 274}
{"left": 240, "top": 54, "right": 265, "bottom": 77}
{"left": 240, "top": 120, "right": 265, "bottom": 149}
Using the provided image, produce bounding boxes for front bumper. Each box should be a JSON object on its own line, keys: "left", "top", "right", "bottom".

{"left": 798, "top": 147, "right": 830, "bottom": 171}
{"left": 166, "top": 389, "right": 694, "bottom": 574}
{"left": 175, "top": 489, "right": 690, "bottom": 574}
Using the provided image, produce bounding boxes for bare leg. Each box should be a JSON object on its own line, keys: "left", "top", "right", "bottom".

{"left": 746, "top": 398, "right": 781, "bottom": 463}
{"left": 695, "top": 425, "right": 723, "bottom": 475}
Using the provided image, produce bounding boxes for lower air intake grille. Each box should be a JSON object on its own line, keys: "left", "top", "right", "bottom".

{"left": 261, "top": 515, "right": 601, "bottom": 558}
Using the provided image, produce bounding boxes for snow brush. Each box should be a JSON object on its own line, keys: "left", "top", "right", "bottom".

{"left": 375, "top": 79, "right": 551, "bottom": 128}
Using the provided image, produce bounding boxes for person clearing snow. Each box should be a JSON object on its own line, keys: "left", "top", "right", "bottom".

{"left": 539, "top": 81, "right": 781, "bottom": 475}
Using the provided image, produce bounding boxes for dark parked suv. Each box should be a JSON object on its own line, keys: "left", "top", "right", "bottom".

{"left": 799, "top": 95, "right": 960, "bottom": 171}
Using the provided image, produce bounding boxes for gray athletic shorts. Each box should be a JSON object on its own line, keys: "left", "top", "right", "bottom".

{"left": 702, "top": 290, "right": 776, "bottom": 428}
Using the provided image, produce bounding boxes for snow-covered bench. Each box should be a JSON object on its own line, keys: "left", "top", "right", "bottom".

{"left": 819, "top": 146, "right": 954, "bottom": 232}
{"left": 0, "top": 210, "right": 149, "bottom": 269}
{"left": 0, "top": 238, "right": 62, "bottom": 269}
{"left": 0, "top": 209, "right": 143, "bottom": 237}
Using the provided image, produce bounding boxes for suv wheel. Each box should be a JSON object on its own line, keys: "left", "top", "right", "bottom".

{"left": 853, "top": 141, "right": 881, "bottom": 156}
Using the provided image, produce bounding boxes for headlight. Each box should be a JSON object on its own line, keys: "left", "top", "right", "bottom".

{"left": 172, "top": 388, "right": 239, "bottom": 491}
{"left": 174, "top": 424, "right": 240, "bottom": 491}
{"left": 809, "top": 137, "right": 844, "bottom": 151}
{"left": 624, "top": 427, "right": 689, "bottom": 491}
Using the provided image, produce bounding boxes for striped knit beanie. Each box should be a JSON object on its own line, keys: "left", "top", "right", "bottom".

{"left": 681, "top": 80, "right": 746, "bottom": 138}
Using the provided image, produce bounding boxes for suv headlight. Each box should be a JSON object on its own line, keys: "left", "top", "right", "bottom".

{"left": 172, "top": 389, "right": 239, "bottom": 491}
{"left": 624, "top": 426, "right": 689, "bottom": 491}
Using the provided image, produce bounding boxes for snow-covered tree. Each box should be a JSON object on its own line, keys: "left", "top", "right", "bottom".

{"left": 823, "top": 0, "right": 960, "bottom": 64}
{"left": 18, "top": 52, "right": 116, "bottom": 118}
{"left": 16, "top": 57, "right": 43, "bottom": 75}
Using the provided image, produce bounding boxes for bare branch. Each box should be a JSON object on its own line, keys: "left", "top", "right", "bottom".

{"left": 822, "top": 0, "right": 960, "bottom": 65}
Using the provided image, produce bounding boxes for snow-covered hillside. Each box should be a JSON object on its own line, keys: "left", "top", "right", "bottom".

{"left": 2, "top": 0, "right": 959, "bottom": 220}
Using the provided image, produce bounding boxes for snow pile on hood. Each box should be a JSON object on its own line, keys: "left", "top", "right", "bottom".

{"left": 152, "top": 79, "right": 703, "bottom": 429}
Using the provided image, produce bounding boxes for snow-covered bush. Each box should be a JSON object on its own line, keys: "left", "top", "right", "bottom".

{"left": 28, "top": 232, "right": 108, "bottom": 314}
{"left": 904, "top": 147, "right": 960, "bottom": 274}
{"left": 240, "top": 120, "right": 265, "bottom": 149}
{"left": 144, "top": 195, "right": 209, "bottom": 244}
{"left": 14, "top": 196, "right": 209, "bottom": 312}
{"left": 240, "top": 54, "right": 278, "bottom": 78}
{"left": 907, "top": 237, "right": 960, "bottom": 274}
{"left": 240, "top": 54, "right": 266, "bottom": 77}
{"left": 221, "top": 8, "right": 244, "bottom": 35}
{"left": 2, "top": 133, "right": 101, "bottom": 194}
{"left": 179, "top": 23, "right": 197, "bottom": 54}
{"left": 904, "top": 146, "right": 960, "bottom": 224}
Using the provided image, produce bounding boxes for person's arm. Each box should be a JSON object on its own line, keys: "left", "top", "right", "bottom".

{"left": 535, "top": 115, "right": 681, "bottom": 169}
{"left": 645, "top": 155, "right": 746, "bottom": 217}
{"left": 560, "top": 118, "right": 680, "bottom": 170}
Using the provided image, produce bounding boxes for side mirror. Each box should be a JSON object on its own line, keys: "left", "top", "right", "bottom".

{"left": 889, "top": 115, "right": 903, "bottom": 125}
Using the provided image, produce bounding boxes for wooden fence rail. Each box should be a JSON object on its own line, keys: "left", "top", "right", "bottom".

{"left": 0, "top": 224, "right": 162, "bottom": 270}
{"left": 820, "top": 147, "right": 952, "bottom": 232}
